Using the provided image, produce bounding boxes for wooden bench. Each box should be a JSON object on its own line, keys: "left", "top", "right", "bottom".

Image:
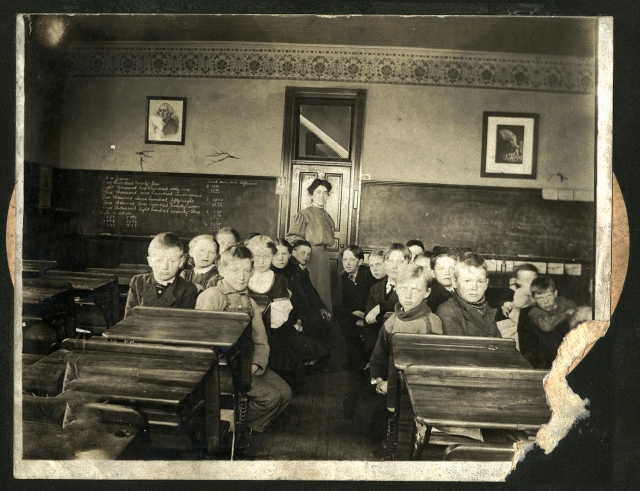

{"left": 22, "top": 394, "right": 145, "bottom": 460}
{"left": 442, "top": 443, "right": 516, "bottom": 462}
{"left": 22, "top": 337, "right": 222, "bottom": 456}
{"left": 404, "top": 365, "right": 550, "bottom": 460}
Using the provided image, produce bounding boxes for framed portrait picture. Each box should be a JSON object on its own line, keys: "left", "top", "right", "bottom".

{"left": 481, "top": 112, "right": 539, "bottom": 179}
{"left": 145, "top": 96, "right": 187, "bottom": 145}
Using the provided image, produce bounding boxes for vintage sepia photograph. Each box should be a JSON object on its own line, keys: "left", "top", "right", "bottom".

{"left": 14, "top": 13, "right": 613, "bottom": 481}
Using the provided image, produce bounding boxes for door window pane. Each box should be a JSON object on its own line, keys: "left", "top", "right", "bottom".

{"left": 297, "top": 104, "right": 352, "bottom": 159}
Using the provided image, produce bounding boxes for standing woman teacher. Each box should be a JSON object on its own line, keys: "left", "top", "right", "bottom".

{"left": 286, "top": 179, "right": 335, "bottom": 312}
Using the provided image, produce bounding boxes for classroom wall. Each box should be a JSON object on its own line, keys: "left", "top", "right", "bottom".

{"left": 59, "top": 74, "right": 595, "bottom": 195}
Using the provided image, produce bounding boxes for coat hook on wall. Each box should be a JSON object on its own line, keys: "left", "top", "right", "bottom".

{"left": 206, "top": 151, "right": 239, "bottom": 167}
{"left": 135, "top": 150, "right": 154, "bottom": 171}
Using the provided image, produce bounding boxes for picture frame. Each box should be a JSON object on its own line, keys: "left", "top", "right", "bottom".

{"left": 481, "top": 112, "right": 539, "bottom": 179}
{"left": 145, "top": 96, "right": 187, "bottom": 145}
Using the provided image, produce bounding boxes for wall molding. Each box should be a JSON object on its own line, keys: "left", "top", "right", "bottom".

{"left": 64, "top": 42, "right": 595, "bottom": 94}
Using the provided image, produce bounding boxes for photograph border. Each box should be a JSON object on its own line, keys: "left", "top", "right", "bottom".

{"left": 9, "top": 12, "right": 618, "bottom": 484}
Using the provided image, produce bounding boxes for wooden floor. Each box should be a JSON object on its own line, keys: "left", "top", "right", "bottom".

{"left": 244, "top": 319, "right": 379, "bottom": 461}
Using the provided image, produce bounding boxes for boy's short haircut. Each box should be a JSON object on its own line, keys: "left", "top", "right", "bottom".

{"left": 396, "top": 263, "right": 432, "bottom": 290}
{"left": 515, "top": 263, "right": 539, "bottom": 275}
{"left": 406, "top": 239, "right": 425, "bottom": 250}
{"left": 274, "top": 238, "right": 293, "bottom": 254}
{"left": 530, "top": 276, "right": 556, "bottom": 296}
{"left": 189, "top": 234, "right": 218, "bottom": 252}
{"left": 216, "top": 227, "right": 241, "bottom": 242}
{"left": 453, "top": 252, "right": 488, "bottom": 279}
{"left": 218, "top": 245, "right": 254, "bottom": 270}
{"left": 292, "top": 239, "right": 312, "bottom": 250}
{"left": 342, "top": 244, "right": 364, "bottom": 260}
{"left": 369, "top": 248, "right": 385, "bottom": 260}
{"left": 383, "top": 243, "right": 412, "bottom": 262}
{"left": 149, "top": 232, "right": 183, "bottom": 255}
{"left": 245, "top": 235, "right": 277, "bottom": 255}
{"left": 430, "top": 251, "right": 458, "bottom": 270}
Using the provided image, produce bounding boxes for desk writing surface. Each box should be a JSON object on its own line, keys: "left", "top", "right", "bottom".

{"left": 104, "top": 308, "right": 251, "bottom": 348}
{"left": 44, "top": 271, "right": 116, "bottom": 291}
{"left": 405, "top": 366, "right": 550, "bottom": 430}
{"left": 22, "top": 259, "right": 58, "bottom": 275}
{"left": 22, "top": 285, "right": 71, "bottom": 306}
{"left": 392, "top": 334, "right": 531, "bottom": 370}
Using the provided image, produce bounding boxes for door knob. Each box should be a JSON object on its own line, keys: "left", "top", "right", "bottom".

{"left": 340, "top": 243, "right": 344, "bottom": 248}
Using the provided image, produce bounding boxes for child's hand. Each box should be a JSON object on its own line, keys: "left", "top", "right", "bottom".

{"left": 365, "top": 305, "right": 381, "bottom": 324}
{"left": 352, "top": 310, "right": 365, "bottom": 319}
{"left": 356, "top": 319, "right": 364, "bottom": 327}
{"left": 294, "top": 321, "right": 304, "bottom": 332}
{"left": 196, "top": 284, "right": 205, "bottom": 292}
{"left": 501, "top": 301, "right": 514, "bottom": 317}
{"left": 320, "top": 309, "right": 332, "bottom": 321}
{"left": 251, "top": 364, "right": 259, "bottom": 375}
{"left": 375, "top": 378, "right": 388, "bottom": 395}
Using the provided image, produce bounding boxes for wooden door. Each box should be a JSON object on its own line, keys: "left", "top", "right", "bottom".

{"left": 279, "top": 87, "right": 366, "bottom": 307}
{"left": 289, "top": 164, "right": 353, "bottom": 301}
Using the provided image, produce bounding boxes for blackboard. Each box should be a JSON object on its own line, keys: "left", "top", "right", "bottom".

{"left": 358, "top": 182, "right": 594, "bottom": 261}
{"left": 51, "top": 169, "right": 279, "bottom": 240}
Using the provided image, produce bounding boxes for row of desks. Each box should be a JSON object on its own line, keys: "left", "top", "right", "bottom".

{"left": 22, "top": 306, "right": 252, "bottom": 459}
{"left": 388, "top": 334, "right": 551, "bottom": 460}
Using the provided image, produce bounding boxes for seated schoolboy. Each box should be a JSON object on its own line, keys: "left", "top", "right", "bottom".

{"left": 247, "top": 235, "right": 328, "bottom": 390}
{"left": 426, "top": 251, "right": 457, "bottom": 315}
{"left": 195, "top": 246, "right": 292, "bottom": 434}
{"left": 349, "top": 264, "right": 442, "bottom": 449}
{"left": 337, "top": 245, "right": 376, "bottom": 371}
{"left": 527, "top": 276, "right": 577, "bottom": 365}
{"left": 272, "top": 238, "right": 331, "bottom": 358}
{"left": 367, "top": 249, "right": 386, "bottom": 283}
{"left": 363, "top": 243, "right": 411, "bottom": 359}
{"left": 496, "top": 263, "right": 539, "bottom": 349}
{"left": 180, "top": 234, "right": 219, "bottom": 291}
{"left": 215, "top": 227, "right": 241, "bottom": 254}
{"left": 413, "top": 252, "right": 434, "bottom": 281}
{"left": 437, "top": 252, "right": 502, "bottom": 338}
{"left": 405, "top": 239, "right": 425, "bottom": 262}
{"left": 290, "top": 240, "right": 333, "bottom": 326}
{"left": 124, "top": 232, "right": 199, "bottom": 318}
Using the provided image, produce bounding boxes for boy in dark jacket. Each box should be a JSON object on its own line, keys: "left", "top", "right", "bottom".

{"left": 437, "top": 252, "right": 502, "bottom": 338}
{"left": 338, "top": 245, "right": 376, "bottom": 371}
{"left": 125, "top": 232, "right": 198, "bottom": 318}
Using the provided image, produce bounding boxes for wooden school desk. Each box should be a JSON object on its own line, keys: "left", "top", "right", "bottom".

{"left": 44, "top": 270, "right": 120, "bottom": 333}
{"left": 86, "top": 266, "right": 152, "bottom": 321}
{"left": 103, "top": 306, "right": 254, "bottom": 454}
{"left": 22, "top": 394, "right": 145, "bottom": 460}
{"left": 22, "top": 279, "right": 76, "bottom": 347}
{"left": 22, "top": 259, "right": 58, "bottom": 278}
{"left": 22, "top": 337, "right": 221, "bottom": 455}
{"left": 388, "top": 334, "right": 533, "bottom": 460}
{"left": 403, "top": 365, "right": 551, "bottom": 460}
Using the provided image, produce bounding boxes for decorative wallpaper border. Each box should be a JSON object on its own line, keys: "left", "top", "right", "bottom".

{"left": 64, "top": 42, "right": 595, "bottom": 93}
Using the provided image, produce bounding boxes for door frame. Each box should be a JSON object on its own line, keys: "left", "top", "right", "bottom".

{"left": 278, "top": 87, "right": 366, "bottom": 242}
